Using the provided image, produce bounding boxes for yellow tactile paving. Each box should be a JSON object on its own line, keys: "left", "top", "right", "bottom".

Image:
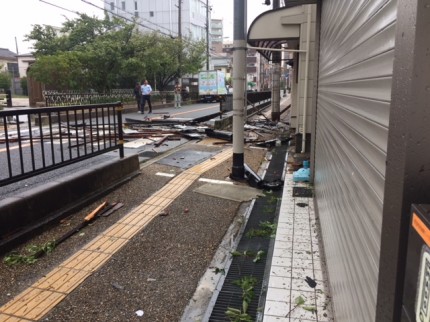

{"left": 0, "top": 148, "right": 232, "bottom": 321}
{"left": 1, "top": 288, "right": 64, "bottom": 320}
{"left": 0, "top": 314, "right": 32, "bottom": 321}
{"left": 60, "top": 250, "right": 111, "bottom": 272}
{"left": 84, "top": 235, "right": 130, "bottom": 254}
{"left": 32, "top": 267, "right": 89, "bottom": 294}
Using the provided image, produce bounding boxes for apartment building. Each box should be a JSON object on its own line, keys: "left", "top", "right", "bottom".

{"left": 104, "top": 0, "right": 209, "bottom": 41}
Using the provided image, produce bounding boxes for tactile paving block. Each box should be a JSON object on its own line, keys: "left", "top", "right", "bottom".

{"left": 0, "top": 148, "right": 233, "bottom": 321}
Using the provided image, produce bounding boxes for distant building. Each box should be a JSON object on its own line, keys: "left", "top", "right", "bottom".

{"left": 17, "top": 54, "right": 36, "bottom": 78}
{"left": 104, "top": 0, "right": 209, "bottom": 41}
{"left": 0, "top": 48, "right": 18, "bottom": 76}
{"left": 210, "top": 18, "right": 223, "bottom": 54}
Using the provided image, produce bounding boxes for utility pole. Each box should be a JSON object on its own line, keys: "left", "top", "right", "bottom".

{"left": 14, "top": 37, "right": 19, "bottom": 55}
{"left": 230, "top": 0, "right": 247, "bottom": 180}
{"left": 178, "top": 0, "right": 182, "bottom": 39}
{"left": 178, "top": 0, "right": 182, "bottom": 86}
{"left": 272, "top": 0, "right": 281, "bottom": 121}
{"left": 206, "top": 0, "right": 210, "bottom": 70}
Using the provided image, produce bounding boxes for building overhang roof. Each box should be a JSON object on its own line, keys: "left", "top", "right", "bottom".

{"left": 247, "top": 0, "right": 317, "bottom": 61}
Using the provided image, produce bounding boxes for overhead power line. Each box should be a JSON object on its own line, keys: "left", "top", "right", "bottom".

{"left": 39, "top": 0, "right": 80, "bottom": 16}
{"left": 81, "top": 0, "right": 172, "bottom": 37}
{"left": 99, "top": 0, "right": 176, "bottom": 36}
{"left": 81, "top": 0, "right": 174, "bottom": 37}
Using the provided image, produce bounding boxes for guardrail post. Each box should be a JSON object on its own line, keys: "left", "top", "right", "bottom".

{"left": 116, "top": 104, "right": 124, "bottom": 158}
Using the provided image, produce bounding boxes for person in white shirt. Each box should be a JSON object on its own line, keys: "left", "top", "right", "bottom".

{"left": 140, "top": 80, "right": 153, "bottom": 114}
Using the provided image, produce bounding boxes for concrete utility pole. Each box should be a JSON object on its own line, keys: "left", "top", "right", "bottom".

{"left": 230, "top": 0, "right": 247, "bottom": 180}
{"left": 206, "top": 0, "right": 210, "bottom": 70}
{"left": 178, "top": 0, "right": 182, "bottom": 86}
{"left": 271, "top": 0, "right": 281, "bottom": 121}
{"left": 178, "top": 0, "right": 182, "bottom": 39}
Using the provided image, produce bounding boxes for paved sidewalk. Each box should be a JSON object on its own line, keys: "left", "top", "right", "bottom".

{"left": 263, "top": 172, "right": 334, "bottom": 322}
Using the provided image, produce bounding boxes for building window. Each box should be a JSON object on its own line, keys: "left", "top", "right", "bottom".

{"left": 121, "top": 1, "right": 125, "bottom": 10}
{"left": 134, "top": 1, "right": 138, "bottom": 10}
{"left": 110, "top": 2, "right": 114, "bottom": 11}
{"left": 150, "top": 11, "right": 154, "bottom": 17}
{"left": 134, "top": 11, "right": 139, "bottom": 17}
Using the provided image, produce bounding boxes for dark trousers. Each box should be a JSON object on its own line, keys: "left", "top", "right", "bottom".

{"left": 141, "top": 95, "right": 152, "bottom": 113}
{"left": 136, "top": 97, "right": 141, "bottom": 111}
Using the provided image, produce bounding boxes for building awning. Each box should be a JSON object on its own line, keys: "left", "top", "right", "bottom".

{"left": 247, "top": 0, "right": 317, "bottom": 61}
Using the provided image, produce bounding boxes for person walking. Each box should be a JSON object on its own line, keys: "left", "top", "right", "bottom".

{"left": 133, "top": 82, "right": 142, "bottom": 113}
{"left": 140, "top": 79, "right": 153, "bottom": 114}
{"left": 174, "top": 81, "right": 182, "bottom": 108}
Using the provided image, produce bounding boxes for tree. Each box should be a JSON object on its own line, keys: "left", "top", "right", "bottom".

{"left": 0, "top": 65, "right": 11, "bottom": 91}
{"left": 20, "top": 77, "right": 28, "bottom": 96}
{"left": 26, "top": 15, "right": 205, "bottom": 92}
{"left": 28, "top": 52, "right": 86, "bottom": 90}
{"left": 133, "top": 33, "right": 205, "bottom": 92}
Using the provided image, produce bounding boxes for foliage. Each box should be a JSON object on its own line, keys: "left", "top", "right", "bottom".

{"left": 246, "top": 221, "right": 277, "bottom": 238}
{"left": 230, "top": 250, "right": 265, "bottom": 263}
{"left": 0, "top": 68, "right": 11, "bottom": 91}
{"left": 286, "top": 295, "right": 318, "bottom": 317}
{"left": 132, "top": 32, "right": 205, "bottom": 92}
{"left": 225, "top": 276, "right": 258, "bottom": 321}
{"left": 3, "top": 241, "right": 56, "bottom": 265}
{"left": 26, "top": 14, "right": 205, "bottom": 93}
{"left": 20, "top": 77, "right": 28, "bottom": 95}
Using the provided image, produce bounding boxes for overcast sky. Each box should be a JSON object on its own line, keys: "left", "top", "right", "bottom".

{"left": 0, "top": 0, "right": 271, "bottom": 54}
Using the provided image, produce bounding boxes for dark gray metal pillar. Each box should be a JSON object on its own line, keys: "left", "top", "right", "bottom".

{"left": 271, "top": 0, "right": 281, "bottom": 121}
{"left": 206, "top": 0, "right": 210, "bottom": 70}
{"left": 230, "top": 0, "right": 247, "bottom": 180}
{"left": 376, "top": 1, "right": 430, "bottom": 321}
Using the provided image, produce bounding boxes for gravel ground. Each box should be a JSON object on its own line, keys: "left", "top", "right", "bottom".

{"left": 0, "top": 142, "right": 268, "bottom": 321}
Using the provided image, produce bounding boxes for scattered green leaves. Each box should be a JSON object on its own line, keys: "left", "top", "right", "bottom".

{"left": 230, "top": 250, "right": 265, "bottom": 263}
{"left": 295, "top": 295, "right": 306, "bottom": 306}
{"left": 253, "top": 250, "right": 265, "bottom": 263}
{"left": 214, "top": 267, "right": 226, "bottom": 275}
{"left": 3, "top": 241, "right": 56, "bottom": 266}
{"left": 226, "top": 276, "right": 258, "bottom": 320}
{"left": 225, "top": 307, "right": 253, "bottom": 322}
{"left": 246, "top": 221, "right": 277, "bottom": 238}
{"left": 286, "top": 295, "right": 318, "bottom": 317}
{"left": 303, "top": 306, "right": 317, "bottom": 313}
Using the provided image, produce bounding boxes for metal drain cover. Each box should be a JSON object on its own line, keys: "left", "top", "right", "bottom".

{"left": 156, "top": 150, "right": 218, "bottom": 169}
{"left": 292, "top": 186, "right": 313, "bottom": 197}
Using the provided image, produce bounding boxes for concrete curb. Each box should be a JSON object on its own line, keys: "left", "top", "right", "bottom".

{"left": 0, "top": 154, "right": 140, "bottom": 254}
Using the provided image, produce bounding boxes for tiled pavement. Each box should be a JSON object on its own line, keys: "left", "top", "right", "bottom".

{"left": 263, "top": 173, "right": 335, "bottom": 322}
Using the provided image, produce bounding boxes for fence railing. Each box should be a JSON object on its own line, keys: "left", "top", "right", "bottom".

{"left": 42, "top": 89, "right": 198, "bottom": 107}
{"left": 0, "top": 102, "right": 124, "bottom": 187}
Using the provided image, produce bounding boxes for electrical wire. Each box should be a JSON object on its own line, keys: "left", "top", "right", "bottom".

{"left": 81, "top": 0, "right": 174, "bottom": 37}
{"left": 99, "top": 0, "right": 176, "bottom": 36}
{"left": 81, "top": 0, "right": 173, "bottom": 38}
{"left": 39, "top": 0, "right": 80, "bottom": 16}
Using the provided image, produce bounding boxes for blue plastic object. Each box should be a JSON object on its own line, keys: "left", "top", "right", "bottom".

{"left": 293, "top": 167, "right": 310, "bottom": 182}
{"left": 303, "top": 160, "right": 310, "bottom": 169}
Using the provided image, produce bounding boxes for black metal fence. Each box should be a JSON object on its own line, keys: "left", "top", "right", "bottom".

{"left": 43, "top": 89, "right": 200, "bottom": 107}
{"left": 43, "top": 90, "right": 134, "bottom": 107}
{"left": 220, "top": 91, "right": 272, "bottom": 112}
{"left": 0, "top": 102, "right": 124, "bottom": 187}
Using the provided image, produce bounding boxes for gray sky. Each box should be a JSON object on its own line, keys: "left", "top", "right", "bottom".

{"left": 0, "top": 0, "right": 270, "bottom": 54}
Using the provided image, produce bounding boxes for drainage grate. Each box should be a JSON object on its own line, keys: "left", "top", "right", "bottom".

{"left": 139, "top": 151, "right": 159, "bottom": 158}
{"left": 156, "top": 149, "right": 219, "bottom": 169}
{"left": 209, "top": 145, "right": 287, "bottom": 321}
{"left": 292, "top": 186, "right": 313, "bottom": 198}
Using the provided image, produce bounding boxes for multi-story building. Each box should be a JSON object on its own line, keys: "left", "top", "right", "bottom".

{"left": 210, "top": 18, "right": 223, "bottom": 54}
{"left": 104, "top": 0, "right": 209, "bottom": 42}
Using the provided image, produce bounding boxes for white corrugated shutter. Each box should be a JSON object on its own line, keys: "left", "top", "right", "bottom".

{"left": 315, "top": 0, "right": 396, "bottom": 321}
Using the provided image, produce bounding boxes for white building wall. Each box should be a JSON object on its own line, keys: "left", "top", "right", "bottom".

{"left": 105, "top": 0, "right": 208, "bottom": 41}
